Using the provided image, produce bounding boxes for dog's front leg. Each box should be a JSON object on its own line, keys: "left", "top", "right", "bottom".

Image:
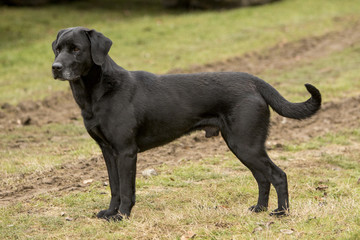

{"left": 116, "top": 145, "right": 138, "bottom": 218}
{"left": 96, "top": 144, "right": 122, "bottom": 221}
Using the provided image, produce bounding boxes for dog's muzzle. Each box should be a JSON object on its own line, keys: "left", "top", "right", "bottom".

{"left": 52, "top": 62, "right": 79, "bottom": 81}
{"left": 52, "top": 62, "right": 64, "bottom": 80}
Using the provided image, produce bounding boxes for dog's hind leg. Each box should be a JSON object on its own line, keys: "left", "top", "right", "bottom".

{"left": 249, "top": 170, "right": 271, "bottom": 212}
{"left": 221, "top": 97, "right": 289, "bottom": 216}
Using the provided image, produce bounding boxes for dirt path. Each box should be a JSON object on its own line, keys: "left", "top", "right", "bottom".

{"left": 1, "top": 22, "right": 360, "bottom": 206}
{"left": 170, "top": 18, "right": 360, "bottom": 75}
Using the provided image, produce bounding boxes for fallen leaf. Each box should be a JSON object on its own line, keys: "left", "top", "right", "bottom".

{"left": 83, "top": 179, "right": 93, "bottom": 184}
{"left": 315, "top": 185, "right": 328, "bottom": 191}
{"left": 318, "top": 179, "right": 329, "bottom": 184}
{"left": 180, "top": 231, "right": 196, "bottom": 240}
{"left": 42, "top": 178, "right": 54, "bottom": 184}
{"left": 280, "top": 229, "right": 294, "bottom": 234}
{"left": 218, "top": 205, "right": 229, "bottom": 209}
{"left": 215, "top": 222, "right": 231, "bottom": 228}
{"left": 142, "top": 168, "right": 158, "bottom": 178}
{"left": 266, "top": 221, "right": 275, "bottom": 228}
{"left": 252, "top": 226, "right": 263, "bottom": 233}
{"left": 306, "top": 216, "right": 316, "bottom": 223}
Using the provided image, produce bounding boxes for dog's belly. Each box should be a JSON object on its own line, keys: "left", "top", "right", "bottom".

{"left": 135, "top": 122, "right": 194, "bottom": 152}
{"left": 135, "top": 117, "right": 220, "bottom": 152}
{"left": 136, "top": 132, "right": 183, "bottom": 152}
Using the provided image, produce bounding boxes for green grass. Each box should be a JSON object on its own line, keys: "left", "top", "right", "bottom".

{"left": 284, "top": 128, "right": 360, "bottom": 152}
{"left": 0, "top": 122, "right": 96, "bottom": 174}
{"left": 1, "top": 0, "right": 360, "bottom": 103}
{"left": 1, "top": 137, "right": 360, "bottom": 239}
{"left": 261, "top": 43, "right": 360, "bottom": 102}
{"left": 1, "top": 0, "right": 359, "bottom": 178}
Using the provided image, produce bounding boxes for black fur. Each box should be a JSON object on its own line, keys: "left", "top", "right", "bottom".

{"left": 51, "top": 27, "right": 321, "bottom": 220}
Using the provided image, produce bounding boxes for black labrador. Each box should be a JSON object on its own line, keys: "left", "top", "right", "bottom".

{"left": 51, "top": 27, "right": 321, "bottom": 221}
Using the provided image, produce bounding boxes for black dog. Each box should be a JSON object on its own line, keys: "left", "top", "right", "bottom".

{"left": 51, "top": 27, "right": 321, "bottom": 220}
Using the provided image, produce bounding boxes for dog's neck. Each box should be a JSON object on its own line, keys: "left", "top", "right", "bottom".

{"left": 68, "top": 61, "right": 104, "bottom": 121}
{"left": 69, "top": 55, "right": 130, "bottom": 122}
{"left": 69, "top": 64, "right": 99, "bottom": 105}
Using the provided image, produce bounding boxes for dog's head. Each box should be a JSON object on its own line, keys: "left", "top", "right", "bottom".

{"left": 51, "top": 27, "right": 112, "bottom": 81}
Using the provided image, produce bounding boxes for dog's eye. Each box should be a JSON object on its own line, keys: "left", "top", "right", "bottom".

{"left": 73, "top": 47, "right": 80, "bottom": 52}
{"left": 56, "top": 48, "right": 60, "bottom": 54}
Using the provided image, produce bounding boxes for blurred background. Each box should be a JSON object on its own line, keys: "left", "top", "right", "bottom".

{"left": 0, "top": 0, "right": 358, "bottom": 103}
{"left": 1, "top": 0, "right": 359, "bottom": 104}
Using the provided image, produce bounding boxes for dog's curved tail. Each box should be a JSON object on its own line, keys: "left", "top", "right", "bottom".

{"left": 255, "top": 79, "right": 321, "bottom": 120}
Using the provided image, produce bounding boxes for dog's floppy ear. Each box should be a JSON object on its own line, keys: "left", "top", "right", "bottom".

{"left": 52, "top": 29, "right": 66, "bottom": 54}
{"left": 86, "top": 29, "right": 112, "bottom": 66}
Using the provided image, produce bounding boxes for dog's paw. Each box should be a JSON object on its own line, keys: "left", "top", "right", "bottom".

{"left": 269, "top": 208, "right": 289, "bottom": 217}
{"left": 96, "top": 209, "right": 108, "bottom": 218}
{"left": 96, "top": 209, "right": 123, "bottom": 221}
{"left": 105, "top": 213, "right": 124, "bottom": 222}
{"left": 249, "top": 205, "right": 267, "bottom": 213}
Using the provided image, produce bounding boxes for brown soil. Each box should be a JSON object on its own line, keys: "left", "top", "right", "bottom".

{"left": 1, "top": 23, "right": 360, "bottom": 206}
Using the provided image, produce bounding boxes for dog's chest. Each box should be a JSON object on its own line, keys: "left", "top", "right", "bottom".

{"left": 82, "top": 111, "right": 97, "bottom": 129}
{"left": 81, "top": 108, "right": 111, "bottom": 146}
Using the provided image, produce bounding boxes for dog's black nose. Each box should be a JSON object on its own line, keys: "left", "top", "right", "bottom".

{"left": 52, "top": 62, "right": 63, "bottom": 71}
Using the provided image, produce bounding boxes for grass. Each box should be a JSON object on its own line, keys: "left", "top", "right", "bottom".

{"left": 1, "top": 132, "right": 360, "bottom": 239}
{"left": 1, "top": 0, "right": 360, "bottom": 103}
{"left": 0, "top": 121, "right": 95, "bottom": 175}
{"left": 284, "top": 128, "right": 360, "bottom": 152}
{"left": 1, "top": 0, "right": 359, "bottom": 177}
{"left": 260, "top": 43, "right": 360, "bottom": 102}
{"left": 1, "top": 0, "right": 360, "bottom": 239}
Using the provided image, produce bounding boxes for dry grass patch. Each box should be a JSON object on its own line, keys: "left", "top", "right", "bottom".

{"left": 1, "top": 128, "right": 360, "bottom": 239}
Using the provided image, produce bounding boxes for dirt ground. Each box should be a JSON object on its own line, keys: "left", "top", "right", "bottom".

{"left": 1, "top": 24, "right": 360, "bottom": 206}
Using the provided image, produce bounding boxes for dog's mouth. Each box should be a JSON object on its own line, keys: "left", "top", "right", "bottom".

{"left": 53, "top": 74, "right": 66, "bottom": 81}
{"left": 52, "top": 70, "right": 80, "bottom": 81}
